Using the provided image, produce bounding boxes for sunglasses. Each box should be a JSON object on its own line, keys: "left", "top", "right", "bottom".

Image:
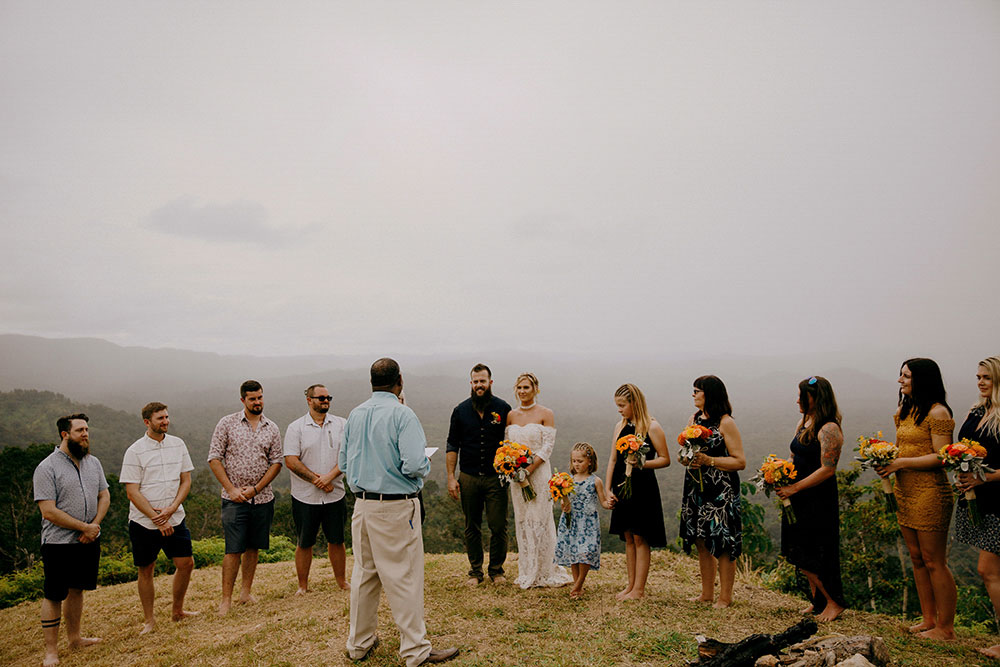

{"left": 311, "top": 395, "right": 332, "bottom": 401}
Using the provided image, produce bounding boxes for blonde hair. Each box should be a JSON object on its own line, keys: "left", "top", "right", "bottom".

{"left": 514, "top": 372, "right": 539, "bottom": 396}
{"left": 974, "top": 357, "right": 1000, "bottom": 439}
{"left": 571, "top": 442, "right": 598, "bottom": 473}
{"left": 615, "top": 383, "right": 650, "bottom": 440}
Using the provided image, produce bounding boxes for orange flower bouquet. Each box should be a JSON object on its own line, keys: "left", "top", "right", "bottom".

{"left": 494, "top": 440, "right": 537, "bottom": 501}
{"left": 615, "top": 434, "right": 649, "bottom": 499}
{"left": 749, "top": 455, "right": 798, "bottom": 523}
{"left": 855, "top": 432, "right": 900, "bottom": 513}
{"left": 677, "top": 424, "right": 713, "bottom": 492}
{"left": 938, "top": 438, "right": 992, "bottom": 527}
{"left": 548, "top": 470, "right": 576, "bottom": 527}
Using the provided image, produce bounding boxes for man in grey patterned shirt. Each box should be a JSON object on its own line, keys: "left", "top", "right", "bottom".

{"left": 208, "top": 380, "right": 283, "bottom": 615}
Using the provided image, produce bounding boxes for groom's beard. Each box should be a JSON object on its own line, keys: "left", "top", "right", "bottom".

{"left": 66, "top": 435, "right": 89, "bottom": 460}
{"left": 471, "top": 386, "right": 493, "bottom": 412}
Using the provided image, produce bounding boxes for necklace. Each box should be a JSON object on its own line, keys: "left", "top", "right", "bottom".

{"left": 519, "top": 401, "right": 537, "bottom": 410}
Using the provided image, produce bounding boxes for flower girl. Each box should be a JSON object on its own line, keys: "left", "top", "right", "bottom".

{"left": 554, "top": 443, "right": 611, "bottom": 598}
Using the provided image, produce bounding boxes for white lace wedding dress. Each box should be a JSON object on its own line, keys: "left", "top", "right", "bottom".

{"left": 505, "top": 423, "right": 573, "bottom": 588}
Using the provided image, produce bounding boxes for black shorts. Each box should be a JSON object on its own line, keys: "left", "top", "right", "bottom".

{"left": 129, "top": 520, "right": 193, "bottom": 567}
{"left": 221, "top": 499, "right": 274, "bottom": 554}
{"left": 291, "top": 497, "right": 346, "bottom": 548}
{"left": 41, "top": 540, "right": 101, "bottom": 602}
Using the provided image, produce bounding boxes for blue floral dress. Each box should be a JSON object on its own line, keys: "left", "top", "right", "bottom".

{"left": 554, "top": 474, "right": 601, "bottom": 569}
{"left": 679, "top": 413, "right": 742, "bottom": 558}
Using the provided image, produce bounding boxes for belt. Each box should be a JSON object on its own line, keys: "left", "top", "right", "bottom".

{"left": 356, "top": 491, "right": 419, "bottom": 501}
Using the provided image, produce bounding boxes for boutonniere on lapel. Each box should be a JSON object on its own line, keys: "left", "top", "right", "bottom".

{"left": 490, "top": 411, "right": 501, "bottom": 424}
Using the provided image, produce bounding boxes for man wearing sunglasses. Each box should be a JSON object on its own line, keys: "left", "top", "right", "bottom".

{"left": 284, "top": 384, "right": 349, "bottom": 594}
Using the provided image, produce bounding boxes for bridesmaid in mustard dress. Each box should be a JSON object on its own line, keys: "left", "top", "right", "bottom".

{"left": 876, "top": 358, "right": 957, "bottom": 641}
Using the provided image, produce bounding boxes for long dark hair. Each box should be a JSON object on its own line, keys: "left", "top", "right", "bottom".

{"left": 798, "top": 376, "right": 842, "bottom": 444}
{"left": 899, "top": 358, "right": 952, "bottom": 425}
{"left": 694, "top": 375, "right": 732, "bottom": 422}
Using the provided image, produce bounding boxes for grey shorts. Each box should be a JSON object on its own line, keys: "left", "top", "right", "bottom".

{"left": 221, "top": 499, "right": 274, "bottom": 554}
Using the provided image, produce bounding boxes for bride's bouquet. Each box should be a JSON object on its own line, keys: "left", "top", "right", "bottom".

{"left": 677, "top": 424, "right": 713, "bottom": 492}
{"left": 548, "top": 470, "right": 575, "bottom": 527}
{"left": 615, "top": 434, "right": 649, "bottom": 500}
{"left": 855, "top": 432, "right": 899, "bottom": 513}
{"left": 749, "top": 455, "right": 798, "bottom": 523}
{"left": 494, "top": 440, "right": 537, "bottom": 501}
{"left": 938, "top": 438, "right": 992, "bottom": 527}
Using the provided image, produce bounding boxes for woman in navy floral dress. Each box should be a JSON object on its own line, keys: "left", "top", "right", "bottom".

{"left": 679, "top": 375, "right": 746, "bottom": 608}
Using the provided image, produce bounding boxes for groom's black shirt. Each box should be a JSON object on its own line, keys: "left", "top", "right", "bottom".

{"left": 447, "top": 396, "right": 511, "bottom": 476}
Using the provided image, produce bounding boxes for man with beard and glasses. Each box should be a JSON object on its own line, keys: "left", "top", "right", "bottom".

{"left": 120, "top": 402, "right": 198, "bottom": 634}
{"left": 283, "top": 384, "right": 350, "bottom": 594}
{"left": 33, "top": 413, "right": 110, "bottom": 666}
{"left": 446, "top": 363, "right": 512, "bottom": 585}
{"left": 208, "top": 380, "right": 283, "bottom": 615}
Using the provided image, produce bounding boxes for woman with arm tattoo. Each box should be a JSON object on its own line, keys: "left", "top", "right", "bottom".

{"left": 775, "top": 376, "right": 847, "bottom": 622}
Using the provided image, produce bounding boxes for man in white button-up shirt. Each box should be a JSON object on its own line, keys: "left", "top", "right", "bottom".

{"left": 283, "top": 384, "right": 350, "bottom": 593}
{"left": 119, "top": 402, "right": 198, "bottom": 634}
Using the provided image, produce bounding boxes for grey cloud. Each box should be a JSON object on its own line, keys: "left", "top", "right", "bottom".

{"left": 147, "top": 197, "right": 284, "bottom": 245}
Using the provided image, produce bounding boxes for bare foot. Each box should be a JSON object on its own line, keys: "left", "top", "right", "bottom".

{"left": 800, "top": 604, "right": 815, "bottom": 614}
{"left": 918, "top": 628, "right": 956, "bottom": 641}
{"left": 978, "top": 644, "right": 1000, "bottom": 659}
{"left": 569, "top": 589, "right": 582, "bottom": 599}
{"left": 172, "top": 610, "right": 199, "bottom": 622}
{"left": 238, "top": 594, "right": 257, "bottom": 604}
{"left": 218, "top": 599, "right": 232, "bottom": 616}
{"left": 294, "top": 587, "right": 308, "bottom": 596}
{"left": 140, "top": 622, "right": 155, "bottom": 635}
{"left": 816, "top": 603, "right": 844, "bottom": 622}
{"left": 464, "top": 577, "right": 482, "bottom": 587}
{"left": 490, "top": 575, "right": 507, "bottom": 585}
{"left": 688, "top": 595, "right": 713, "bottom": 604}
{"left": 622, "top": 591, "right": 645, "bottom": 600}
{"left": 43, "top": 651, "right": 59, "bottom": 666}
{"left": 69, "top": 637, "right": 101, "bottom": 649}
{"left": 908, "top": 621, "right": 934, "bottom": 634}
{"left": 713, "top": 599, "right": 731, "bottom": 609}
{"left": 336, "top": 580, "right": 351, "bottom": 591}
{"left": 615, "top": 588, "right": 632, "bottom": 601}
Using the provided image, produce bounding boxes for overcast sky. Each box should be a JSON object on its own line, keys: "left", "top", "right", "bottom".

{"left": 2, "top": 2, "right": 998, "bottom": 365}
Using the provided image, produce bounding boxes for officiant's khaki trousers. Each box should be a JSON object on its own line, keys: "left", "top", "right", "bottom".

{"left": 347, "top": 497, "right": 431, "bottom": 667}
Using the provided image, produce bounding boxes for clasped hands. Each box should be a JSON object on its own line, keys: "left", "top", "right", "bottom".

{"left": 312, "top": 472, "right": 336, "bottom": 493}
{"left": 955, "top": 471, "right": 984, "bottom": 494}
{"left": 151, "top": 506, "right": 176, "bottom": 536}
{"left": 686, "top": 452, "right": 712, "bottom": 469}
{"left": 77, "top": 522, "right": 101, "bottom": 543}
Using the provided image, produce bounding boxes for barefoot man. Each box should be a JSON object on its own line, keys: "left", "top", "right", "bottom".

{"left": 208, "top": 380, "right": 283, "bottom": 614}
{"left": 284, "top": 384, "right": 350, "bottom": 593}
{"left": 120, "top": 402, "right": 199, "bottom": 633}
{"left": 33, "top": 414, "right": 109, "bottom": 666}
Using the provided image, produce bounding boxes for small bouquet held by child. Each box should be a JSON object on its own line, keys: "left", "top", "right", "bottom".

{"left": 938, "top": 438, "right": 993, "bottom": 527}
{"left": 677, "top": 424, "right": 713, "bottom": 491}
{"left": 615, "top": 434, "right": 649, "bottom": 499}
{"left": 855, "top": 431, "right": 900, "bottom": 512}
{"left": 548, "top": 470, "right": 576, "bottom": 527}
{"left": 494, "top": 440, "right": 537, "bottom": 501}
{"left": 750, "top": 454, "right": 798, "bottom": 523}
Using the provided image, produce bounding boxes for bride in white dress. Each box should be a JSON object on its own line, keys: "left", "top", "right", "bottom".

{"left": 505, "top": 373, "right": 573, "bottom": 589}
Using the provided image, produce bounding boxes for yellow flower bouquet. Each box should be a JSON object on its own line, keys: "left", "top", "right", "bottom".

{"left": 548, "top": 470, "right": 575, "bottom": 527}
{"left": 749, "top": 454, "right": 798, "bottom": 523}
{"left": 855, "top": 432, "right": 899, "bottom": 513}
{"left": 494, "top": 440, "right": 537, "bottom": 501}
{"left": 677, "top": 424, "right": 713, "bottom": 492}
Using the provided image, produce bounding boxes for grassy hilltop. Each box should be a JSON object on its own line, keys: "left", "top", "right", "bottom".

{"left": 0, "top": 551, "right": 990, "bottom": 667}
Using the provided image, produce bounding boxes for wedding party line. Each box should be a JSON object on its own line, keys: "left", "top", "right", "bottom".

{"left": 30, "top": 355, "right": 1000, "bottom": 666}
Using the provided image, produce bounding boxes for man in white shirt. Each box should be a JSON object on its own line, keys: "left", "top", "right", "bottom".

{"left": 119, "top": 402, "right": 198, "bottom": 634}
{"left": 284, "top": 384, "right": 350, "bottom": 593}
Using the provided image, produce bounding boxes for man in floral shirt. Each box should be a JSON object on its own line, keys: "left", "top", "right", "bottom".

{"left": 207, "top": 380, "right": 283, "bottom": 615}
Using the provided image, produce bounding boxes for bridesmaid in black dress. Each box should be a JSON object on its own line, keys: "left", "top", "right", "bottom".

{"left": 605, "top": 383, "right": 670, "bottom": 600}
{"left": 775, "top": 376, "right": 846, "bottom": 622}
{"left": 954, "top": 357, "right": 1000, "bottom": 660}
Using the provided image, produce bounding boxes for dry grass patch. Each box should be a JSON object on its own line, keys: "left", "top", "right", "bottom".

{"left": 0, "top": 550, "right": 994, "bottom": 666}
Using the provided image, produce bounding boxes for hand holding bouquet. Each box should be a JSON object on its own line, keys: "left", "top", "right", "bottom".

{"left": 749, "top": 455, "right": 798, "bottom": 523}
{"left": 549, "top": 470, "right": 575, "bottom": 527}
{"left": 494, "top": 440, "right": 537, "bottom": 501}
{"left": 938, "top": 438, "right": 992, "bottom": 527}
{"left": 855, "top": 432, "right": 900, "bottom": 512}
{"left": 677, "top": 424, "right": 712, "bottom": 491}
{"left": 615, "top": 434, "right": 649, "bottom": 499}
